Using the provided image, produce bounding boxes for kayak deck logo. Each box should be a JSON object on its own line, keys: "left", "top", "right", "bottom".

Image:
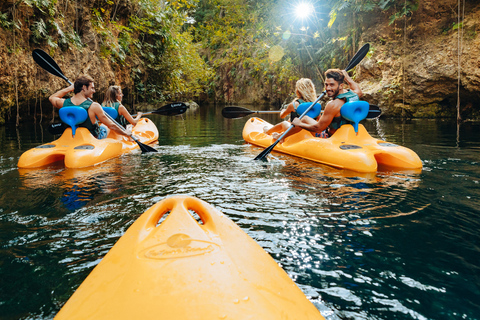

{"left": 140, "top": 233, "right": 219, "bottom": 260}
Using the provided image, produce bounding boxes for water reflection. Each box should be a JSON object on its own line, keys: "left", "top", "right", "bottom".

{"left": 18, "top": 159, "right": 125, "bottom": 211}
{"left": 1, "top": 109, "right": 480, "bottom": 320}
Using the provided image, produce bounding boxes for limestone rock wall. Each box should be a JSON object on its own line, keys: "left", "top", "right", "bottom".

{"left": 356, "top": 0, "right": 480, "bottom": 118}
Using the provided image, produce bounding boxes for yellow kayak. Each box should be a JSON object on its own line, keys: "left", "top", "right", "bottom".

{"left": 18, "top": 118, "right": 158, "bottom": 168}
{"left": 55, "top": 195, "right": 324, "bottom": 320}
{"left": 243, "top": 117, "right": 422, "bottom": 173}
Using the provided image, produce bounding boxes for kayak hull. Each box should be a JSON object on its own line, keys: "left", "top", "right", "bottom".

{"left": 243, "top": 117, "right": 422, "bottom": 173}
{"left": 18, "top": 118, "right": 158, "bottom": 168}
{"left": 55, "top": 195, "right": 324, "bottom": 320}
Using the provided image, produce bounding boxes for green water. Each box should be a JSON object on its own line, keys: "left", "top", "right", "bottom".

{"left": 1, "top": 105, "right": 479, "bottom": 319}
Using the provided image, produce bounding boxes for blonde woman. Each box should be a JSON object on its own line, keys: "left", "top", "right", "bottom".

{"left": 264, "top": 78, "right": 318, "bottom": 141}
{"left": 102, "top": 86, "right": 142, "bottom": 129}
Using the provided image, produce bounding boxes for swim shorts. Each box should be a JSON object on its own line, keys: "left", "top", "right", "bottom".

{"left": 314, "top": 131, "right": 329, "bottom": 138}
{"left": 97, "top": 125, "right": 108, "bottom": 139}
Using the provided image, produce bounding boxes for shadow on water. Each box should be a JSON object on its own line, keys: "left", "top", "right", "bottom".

{"left": 1, "top": 106, "right": 480, "bottom": 319}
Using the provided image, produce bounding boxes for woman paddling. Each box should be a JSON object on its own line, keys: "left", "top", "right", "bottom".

{"left": 102, "top": 86, "right": 142, "bottom": 129}
{"left": 264, "top": 78, "right": 319, "bottom": 142}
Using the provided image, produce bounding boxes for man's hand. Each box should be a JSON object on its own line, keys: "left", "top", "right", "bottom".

{"left": 49, "top": 84, "right": 75, "bottom": 109}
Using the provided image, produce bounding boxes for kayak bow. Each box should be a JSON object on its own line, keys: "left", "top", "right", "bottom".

{"left": 55, "top": 195, "right": 324, "bottom": 320}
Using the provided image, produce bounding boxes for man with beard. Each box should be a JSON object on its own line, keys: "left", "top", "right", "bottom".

{"left": 49, "top": 75, "right": 132, "bottom": 139}
{"left": 292, "top": 69, "right": 362, "bottom": 138}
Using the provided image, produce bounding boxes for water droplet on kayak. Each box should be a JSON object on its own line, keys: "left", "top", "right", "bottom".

{"left": 219, "top": 315, "right": 227, "bottom": 319}
{"left": 243, "top": 296, "right": 249, "bottom": 301}
{"left": 233, "top": 299, "right": 239, "bottom": 304}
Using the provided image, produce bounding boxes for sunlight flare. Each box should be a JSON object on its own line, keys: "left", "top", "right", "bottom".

{"left": 294, "top": 2, "right": 314, "bottom": 19}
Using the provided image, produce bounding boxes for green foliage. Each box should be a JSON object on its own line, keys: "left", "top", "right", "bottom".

{"left": 0, "top": 11, "right": 20, "bottom": 30}
{"left": 327, "top": 0, "right": 419, "bottom": 28}
{"left": 388, "top": 1, "right": 419, "bottom": 25}
{"left": 452, "top": 22, "right": 463, "bottom": 31}
{"left": 89, "top": 0, "right": 213, "bottom": 101}
{"left": 190, "top": 0, "right": 299, "bottom": 101}
{"left": 4, "top": 0, "right": 431, "bottom": 106}
{"left": 23, "top": 0, "right": 57, "bottom": 17}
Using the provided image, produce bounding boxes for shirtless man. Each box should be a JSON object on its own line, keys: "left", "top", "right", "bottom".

{"left": 292, "top": 69, "right": 362, "bottom": 137}
{"left": 49, "top": 75, "right": 132, "bottom": 139}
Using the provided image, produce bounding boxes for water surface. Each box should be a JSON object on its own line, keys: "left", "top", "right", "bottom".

{"left": 1, "top": 105, "right": 479, "bottom": 319}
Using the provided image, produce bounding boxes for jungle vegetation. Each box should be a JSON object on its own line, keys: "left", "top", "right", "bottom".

{"left": 0, "top": 0, "right": 418, "bottom": 106}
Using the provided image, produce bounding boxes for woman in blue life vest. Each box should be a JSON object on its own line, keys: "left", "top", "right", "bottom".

{"left": 292, "top": 69, "right": 362, "bottom": 138}
{"left": 102, "top": 86, "right": 142, "bottom": 130}
{"left": 264, "top": 78, "right": 319, "bottom": 142}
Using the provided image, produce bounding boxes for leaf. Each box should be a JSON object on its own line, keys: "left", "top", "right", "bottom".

{"left": 328, "top": 11, "right": 337, "bottom": 28}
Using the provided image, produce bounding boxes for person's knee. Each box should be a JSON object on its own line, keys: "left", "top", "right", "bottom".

{"left": 281, "top": 121, "right": 290, "bottom": 130}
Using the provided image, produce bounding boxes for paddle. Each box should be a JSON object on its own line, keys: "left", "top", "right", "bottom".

{"left": 33, "top": 49, "right": 157, "bottom": 153}
{"left": 254, "top": 43, "right": 370, "bottom": 161}
{"left": 47, "top": 102, "right": 189, "bottom": 135}
{"left": 367, "top": 104, "right": 381, "bottom": 119}
{"left": 222, "top": 104, "right": 381, "bottom": 119}
{"left": 133, "top": 102, "right": 189, "bottom": 117}
{"left": 222, "top": 107, "right": 284, "bottom": 119}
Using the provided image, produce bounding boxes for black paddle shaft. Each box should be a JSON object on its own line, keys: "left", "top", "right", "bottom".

{"left": 254, "top": 91, "right": 326, "bottom": 161}
{"left": 222, "top": 106, "right": 281, "bottom": 119}
{"left": 254, "top": 43, "right": 370, "bottom": 161}
{"left": 223, "top": 103, "right": 380, "bottom": 120}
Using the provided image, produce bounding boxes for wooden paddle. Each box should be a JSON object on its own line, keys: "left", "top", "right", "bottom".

{"left": 254, "top": 43, "right": 371, "bottom": 161}
{"left": 32, "top": 49, "right": 157, "bottom": 153}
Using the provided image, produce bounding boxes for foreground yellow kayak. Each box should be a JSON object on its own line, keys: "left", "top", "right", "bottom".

{"left": 55, "top": 195, "right": 324, "bottom": 320}
{"left": 243, "top": 117, "right": 422, "bottom": 173}
{"left": 18, "top": 118, "right": 158, "bottom": 168}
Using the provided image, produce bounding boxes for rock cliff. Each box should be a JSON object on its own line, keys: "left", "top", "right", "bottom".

{"left": 356, "top": 0, "right": 480, "bottom": 118}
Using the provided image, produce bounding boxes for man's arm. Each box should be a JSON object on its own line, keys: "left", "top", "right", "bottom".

{"left": 292, "top": 101, "right": 337, "bottom": 133}
{"left": 49, "top": 84, "right": 74, "bottom": 109}
{"left": 91, "top": 103, "right": 132, "bottom": 137}
{"left": 342, "top": 70, "right": 362, "bottom": 98}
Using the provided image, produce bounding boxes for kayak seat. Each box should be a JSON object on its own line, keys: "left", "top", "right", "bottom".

{"left": 59, "top": 107, "right": 88, "bottom": 137}
{"left": 102, "top": 107, "right": 119, "bottom": 120}
{"left": 340, "top": 101, "right": 369, "bottom": 133}
{"left": 296, "top": 102, "right": 322, "bottom": 119}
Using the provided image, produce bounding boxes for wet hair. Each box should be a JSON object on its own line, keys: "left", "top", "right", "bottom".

{"left": 325, "top": 69, "right": 345, "bottom": 84}
{"left": 295, "top": 78, "right": 317, "bottom": 102}
{"left": 103, "top": 85, "right": 122, "bottom": 108}
{"left": 74, "top": 75, "right": 94, "bottom": 94}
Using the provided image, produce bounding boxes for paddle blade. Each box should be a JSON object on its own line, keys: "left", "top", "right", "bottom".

{"left": 222, "top": 106, "right": 254, "bottom": 119}
{"left": 344, "top": 43, "right": 370, "bottom": 71}
{"left": 132, "top": 136, "right": 157, "bottom": 153}
{"left": 254, "top": 144, "right": 275, "bottom": 161}
{"left": 367, "top": 104, "right": 382, "bottom": 119}
{"left": 138, "top": 142, "right": 158, "bottom": 153}
{"left": 153, "top": 102, "right": 189, "bottom": 116}
{"left": 32, "top": 49, "right": 71, "bottom": 84}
